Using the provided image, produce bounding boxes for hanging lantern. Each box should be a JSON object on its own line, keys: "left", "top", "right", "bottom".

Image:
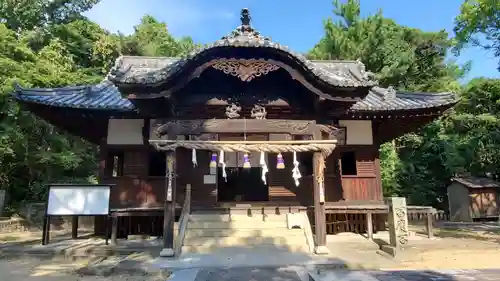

{"left": 209, "top": 152, "right": 217, "bottom": 168}
{"left": 276, "top": 153, "right": 285, "bottom": 169}
{"left": 243, "top": 153, "right": 251, "bottom": 168}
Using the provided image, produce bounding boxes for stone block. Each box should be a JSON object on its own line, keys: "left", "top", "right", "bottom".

{"left": 286, "top": 213, "right": 303, "bottom": 229}
{"left": 386, "top": 197, "right": 409, "bottom": 251}
{"left": 160, "top": 248, "right": 175, "bottom": 257}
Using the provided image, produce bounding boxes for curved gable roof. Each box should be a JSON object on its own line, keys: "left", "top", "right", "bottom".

{"left": 108, "top": 56, "right": 377, "bottom": 89}
{"left": 108, "top": 8, "right": 377, "bottom": 89}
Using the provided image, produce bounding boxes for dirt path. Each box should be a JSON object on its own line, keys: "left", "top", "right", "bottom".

{"left": 393, "top": 223, "right": 500, "bottom": 269}
{"left": 0, "top": 258, "right": 167, "bottom": 281}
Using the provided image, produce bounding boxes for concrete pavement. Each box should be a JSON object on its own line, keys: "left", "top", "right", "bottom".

{"left": 169, "top": 267, "right": 500, "bottom": 281}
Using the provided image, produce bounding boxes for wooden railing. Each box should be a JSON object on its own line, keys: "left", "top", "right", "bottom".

{"left": 174, "top": 184, "right": 191, "bottom": 256}
{"left": 407, "top": 208, "right": 449, "bottom": 222}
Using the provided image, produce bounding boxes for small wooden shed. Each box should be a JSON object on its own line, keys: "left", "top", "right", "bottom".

{"left": 447, "top": 177, "right": 499, "bottom": 222}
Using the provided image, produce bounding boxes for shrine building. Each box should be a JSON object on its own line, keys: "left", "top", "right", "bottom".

{"left": 13, "top": 9, "right": 458, "bottom": 255}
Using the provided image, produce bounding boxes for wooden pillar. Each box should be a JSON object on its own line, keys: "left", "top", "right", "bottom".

{"left": 41, "top": 216, "right": 51, "bottom": 245}
{"left": 110, "top": 216, "right": 118, "bottom": 245}
{"left": 426, "top": 212, "right": 434, "bottom": 239}
{"left": 313, "top": 152, "right": 329, "bottom": 254}
{"left": 160, "top": 149, "right": 176, "bottom": 257}
{"left": 71, "top": 216, "right": 79, "bottom": 239}
{"left": 366, "top": 212, "right": 373, "bottom": 240}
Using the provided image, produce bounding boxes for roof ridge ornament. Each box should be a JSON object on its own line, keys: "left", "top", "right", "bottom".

{"left": 384, "top": 86, "right": 397, "bottom": 100}
{"left": 241, "top": 8, "right": 251, "bottom": 26}
{"left": 221, "top": 8, "right": 269, "bottom": 41}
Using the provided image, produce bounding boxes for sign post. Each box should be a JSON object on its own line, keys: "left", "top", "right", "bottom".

{"left": 42, "top": 184, "right": 113, "bottom": 245}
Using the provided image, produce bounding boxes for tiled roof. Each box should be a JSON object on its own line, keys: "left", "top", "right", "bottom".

{"left": 107, "top": 9, "right": 376, "bottom": 88}
{"left": 351, "top": 86, "right": 458, "bottom": 112}
{"left": 13, "top": 80, "right": 134, "bottom": 111}
{"left": 452, "top": 177, "right": 500, "bottom": 189}
{"left": 109, "top": 56, "right": 377, "bottom": 89}
{"left": 14, "top": 81, "right": 458, "bottom": 113}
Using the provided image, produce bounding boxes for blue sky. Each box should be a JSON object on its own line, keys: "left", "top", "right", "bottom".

{"left": 85, "top": 0, "right": 500, "bottom": 82}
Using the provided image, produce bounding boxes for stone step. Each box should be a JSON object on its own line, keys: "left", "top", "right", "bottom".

{"left": 184, "top": 228, "right": 304, "bottom": 238}
{"left": 187, "top": 220, "right": 288, "bottom": 229}
{"left": 181, "top": 243, "right": 311, "bottom": 254}
{"left": 189, "top": 214, "right": 288, "bottom": 222}
{"left": 183, "top": 235, "right": 307, "bottom": 246}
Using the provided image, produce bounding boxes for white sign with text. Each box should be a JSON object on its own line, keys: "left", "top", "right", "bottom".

{"left": 47, "top": 185, "right": 111, "bottom": 215}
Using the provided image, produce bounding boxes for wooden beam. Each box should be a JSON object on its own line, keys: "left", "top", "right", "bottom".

{"left": 154, "top": 119, "right": 337, "bottom": 137}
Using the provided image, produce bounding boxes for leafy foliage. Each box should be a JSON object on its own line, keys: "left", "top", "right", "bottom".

{"left": 309, "top": 0, "right": 463, "bottom": 92}
{"left": 0, "top": 0, "right": 100, "bottom": 32}
{"left": 0, "top": 1, "right": 197, "bottom": 207}
{"left": 117, "top": 15, "right": 200, "bottom": 57}
{"left": 454, "top": 0, "right": 500, "bottom": 71}
{"left": 311, "top": 0, "right": 500, "bottom": 208}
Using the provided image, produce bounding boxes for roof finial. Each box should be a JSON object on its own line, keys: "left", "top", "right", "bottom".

{"left": 241, "top": 8, "right": 251, "bottom": 26}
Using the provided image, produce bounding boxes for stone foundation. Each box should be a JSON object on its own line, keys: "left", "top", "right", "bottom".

{"left": 0, "top": 202, "right": 95, "bottom": 233}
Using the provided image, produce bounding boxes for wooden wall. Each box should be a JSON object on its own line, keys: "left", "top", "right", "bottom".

{"left": 469, "top": 188, "right": 499, "bottom": 219}
{"left": 99, "top": 134, "right": 383, "bottom": 210}
{"left": 324, "top": 145, "right": 382, "bottom": 202}
{"left": 448, "top": 183, "right": 499, "bottom": 221}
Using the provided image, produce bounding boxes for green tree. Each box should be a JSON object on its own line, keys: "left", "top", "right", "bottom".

{"left": 118, "top": 15, "right": 198, "bottom": 57}
{"left": 0, "top": 1, "right": 202, "bottom": 209}
{"left": 309, "top": 0, "right": 463, "bottom": 92}
{"left": 0, "top": 0, "right": 100, "bottom": 32}
{"left": 310, "top": 0, "right": 465, "bottom": 207}
{"left": 0, "top": 24, "right": 99, "bottom": 204}
{"left": 454, "top": 0, "right": 500, "bottom": 70}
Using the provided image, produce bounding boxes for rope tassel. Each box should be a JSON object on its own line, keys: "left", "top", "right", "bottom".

{"left": 192, "top": 148, "right": 197, "bottom": 167}
{"left": 219, "top": 150, "right": 227, "bottom": 181}
{"left": 260, "top": 151, "right": 268, "bottom": 184}
{"left": 292, "top": 151, "right": 301, "bottom": 186}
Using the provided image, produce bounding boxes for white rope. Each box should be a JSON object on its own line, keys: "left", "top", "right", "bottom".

{"left": 219, "top": 150, "right": 227, "bottom": 181}
{"left": 292, "top": 151, "right": 301, "bottom": 186}
{"left": 260, "top": 151, "right": 268, "bottom": 184}
{"left": 152, "top": 142, "right": 336, "bottom": 154}
{"left": 191, "top": 149, "right": 197, "bottom": 167}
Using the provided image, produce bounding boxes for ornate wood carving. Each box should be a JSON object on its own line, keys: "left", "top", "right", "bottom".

{"left": 128, "top": 57, "right": 359, "bottom": 103}
{"left": 250, "top": 104, "right": 267, "bottom": 119}
{"left": 154, "top": 119, "right": 324, "bottom": 137}
{"left": 225, "top": 103, "right": 241, "bottom": 119}
{"left": 317, "top": 124, "right": 346, "bottom": 145}
{"left": 211, "top": 58, "right": 280, "bottom": 82}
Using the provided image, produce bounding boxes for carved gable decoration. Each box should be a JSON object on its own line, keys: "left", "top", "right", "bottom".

{"left": 225, "top": 103, "right": 242, "bottom": 119}
{"left": 211, "top": 58, "right": 280, "bottom": 82}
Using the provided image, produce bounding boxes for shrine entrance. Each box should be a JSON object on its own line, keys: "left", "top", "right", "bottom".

{"left": 216, "top": 134, "right": 269, "bottom": 202}
{"left": 217, "top": 164, "right": 269, "bottom": 203}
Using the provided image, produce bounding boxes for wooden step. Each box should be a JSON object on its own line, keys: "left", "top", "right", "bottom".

{"left": 189, "top": 214, "right": 288, "bottom": 222}
{"left": 183, "top": 235, "right": 307, "bottom": 247}
{"left": 181, "top": 244, "right": 310, "bottom": 254}
{"left": 184, "top": 228, "right": 304, "bottom": 238}
{"left": 187, "top": 220, "right": 288, "bottom": 229}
